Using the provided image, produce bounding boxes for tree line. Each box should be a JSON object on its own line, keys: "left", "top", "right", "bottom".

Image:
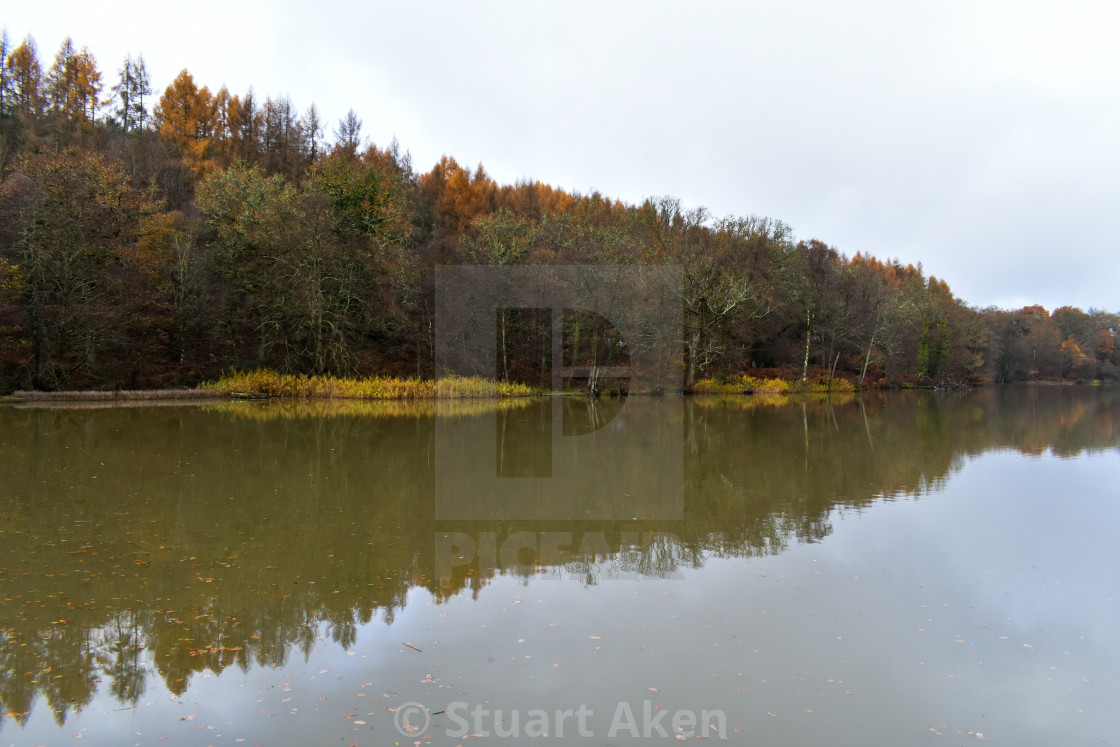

{"left": 0, "top": 29, "right": 1117, "bottom": 393}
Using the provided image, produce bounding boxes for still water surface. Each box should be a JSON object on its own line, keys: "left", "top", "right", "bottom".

{"left": 1, "top": 388, "right": 1117, "bottom": 745}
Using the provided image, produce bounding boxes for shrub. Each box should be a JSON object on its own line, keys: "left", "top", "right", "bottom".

{"left": 200, "top": 370, "right": 535, "bottom": 399}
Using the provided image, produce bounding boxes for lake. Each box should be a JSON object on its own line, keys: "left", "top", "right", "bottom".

{"left": 1, "top": 387, "right": 1117, "bottom": 745}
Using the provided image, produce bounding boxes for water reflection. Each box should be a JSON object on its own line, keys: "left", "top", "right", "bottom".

{"left": 0, "top": 387, "right": 1117, "bottom": 726}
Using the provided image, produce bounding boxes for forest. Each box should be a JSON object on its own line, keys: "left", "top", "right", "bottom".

{"left": 1, "top": 30, "right": 1118, "bottom": 394}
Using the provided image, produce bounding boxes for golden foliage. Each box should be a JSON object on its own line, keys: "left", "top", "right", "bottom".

{"left": 0, "top": 259, "right": 23, "bottom": 296}
{"left": 692, "top": 391, "right": 856, "bottom": 411}
{"left": 202, "top": 397, "right": 533, "bottom": 421}
{"left": 153, "top": 69, "right": 215, "bottom": 177}
{"left": 199, "top": 370, "right": 536, "bottom": 399}
{"left": 694, "top": 375, "right": 855, "bottom": 395}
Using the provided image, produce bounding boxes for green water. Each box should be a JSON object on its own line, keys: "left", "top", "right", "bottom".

{"left": 1, "top": 388, "right": 1117, "bottom": 745}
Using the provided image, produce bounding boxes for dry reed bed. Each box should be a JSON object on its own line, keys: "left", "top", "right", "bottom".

{"left": 199, "top": 370, "right": 535, "bottom": 399}
{"left": 203, "top": 397, "right": 534, "bottom": 421}
{"left": 693, "top": 374, "right": 855, "bottom": 395}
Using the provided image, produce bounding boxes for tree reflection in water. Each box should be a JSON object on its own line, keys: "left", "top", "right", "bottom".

{"left": 0, "top": 386, "right": 1117, "bottom": 724}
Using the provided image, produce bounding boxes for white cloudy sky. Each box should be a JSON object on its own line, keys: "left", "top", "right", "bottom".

{"left": 6, "top": 0, "right": 1118, "bottom": 312}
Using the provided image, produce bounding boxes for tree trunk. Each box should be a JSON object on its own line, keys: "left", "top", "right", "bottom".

{"left": 801, "top": 311, "right": 813, "bottom": 382}
{"left": 686, "top": 329, "right": 701, "bottom": 392}
{"left": 500, "top": 310, "right": 509, "bottom": 383}
{"left": 858, "top": 328, "right": 876, "bottom": 389}
{"left": 24, "top": 227, "right": 46, "bottom": 390}
{"left": 826, "top": 351, "right": 840, "bottom": 391}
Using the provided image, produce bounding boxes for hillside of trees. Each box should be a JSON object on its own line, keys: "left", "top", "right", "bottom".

{"left": 1, "top": 30, "right": 1117, "bottom": 394}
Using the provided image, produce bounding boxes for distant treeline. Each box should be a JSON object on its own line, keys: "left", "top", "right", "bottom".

{"left": 0, "top": 30, "right": 1117, "bottom": 393}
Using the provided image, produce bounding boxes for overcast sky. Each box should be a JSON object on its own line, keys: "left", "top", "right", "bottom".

{"left": 5, "top": 0, "right": 1118, "bottom": 312}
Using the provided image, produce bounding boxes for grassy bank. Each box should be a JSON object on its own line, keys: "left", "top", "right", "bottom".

{"left": 693, "top": 374, "right": 856, "bottom": 395}
{"left": 203, "top": 397, "right": 534, "bottom": 420}
{"left": 199, "top": 370, "right": 536, "bottom": 399}
{"left": 5, "top": 372, "right": 859, "bottom": 404}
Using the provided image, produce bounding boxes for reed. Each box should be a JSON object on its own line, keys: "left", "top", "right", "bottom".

{"left": 694, "top": 374, "right": 854, "bottom": 395}
{"left": 693, "top": 390, "right": 856, "bottom": 411}
{"left": 199, "top": 370, "right": 535, "bottom": 400}
{"left": 203, "top": 397, "right": 535, "bottom": 421}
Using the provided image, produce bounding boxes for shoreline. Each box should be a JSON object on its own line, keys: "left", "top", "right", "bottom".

{"left": 3, "top": 366, "right": 1110, "bottom": 405}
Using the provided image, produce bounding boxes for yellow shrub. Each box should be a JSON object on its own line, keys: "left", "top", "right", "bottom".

{"left": 201, "top": 370, "right": 534, "bottom": 400}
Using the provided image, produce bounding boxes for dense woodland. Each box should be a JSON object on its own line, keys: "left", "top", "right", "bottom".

{"left": 0, "top": 30, "right": 1117, "bottom": 394}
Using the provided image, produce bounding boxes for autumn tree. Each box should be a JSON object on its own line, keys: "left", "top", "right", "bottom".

{"left": 708, "top": 214, "right": 791, "bottom": 374}
{"left": 463, "top": 208, "right": 539, "bottom": 381}
{"left": 308, "top": 147, "right": 417, "bottom": 369}
{"left": 207, "top": 85, "right": 234, "bottom": 165}
{"left": 4, "top": 35, "right": 42, "bottom": 120}
{"left": 120, "top": 209, "right": 214, "bottom": 381}
{"left": 415, "top": 156, "right": 496, "bottom": 234}
{"left": 42, "top": 37, "right": 77, "bottom": 120}
{"left": 0, "top": 148, "right": 153, "bottom": 388}
{"left": 442, "top": 161, "right": 495, "bottom": 232}
{"left": 43, "top": 38, "right": 103, "bottom": 137}
{"left": 984, "top": 306, "right": 1062, "bottom": 382}
{"left": 196, "top": 162, "right": 297, "bottom": 366}
{"left": 1060, "top": 337, "right": 1090, "bottom": 378}
{"left": 260, "top": 95, "right": 303, "bottom": 179}
{"left": 639, "top": 197, "right": 762, "bottom": 390}
{"left": 153, "top": 69, "right": 215, "bottom": 178}
{"left": 779, "top": 240, "right": 842, "bottom": 382}
{"left": 847, "top": 255, "right": 903, "bottom": 387}
{"left": 308, "top": 148, "right": 411, "bottom": 250}
{"left": 199, "top": 153, "right": 412, "bottom": 373}
{"left": 227, "top": 87, "right": 261, "bottom": 163}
